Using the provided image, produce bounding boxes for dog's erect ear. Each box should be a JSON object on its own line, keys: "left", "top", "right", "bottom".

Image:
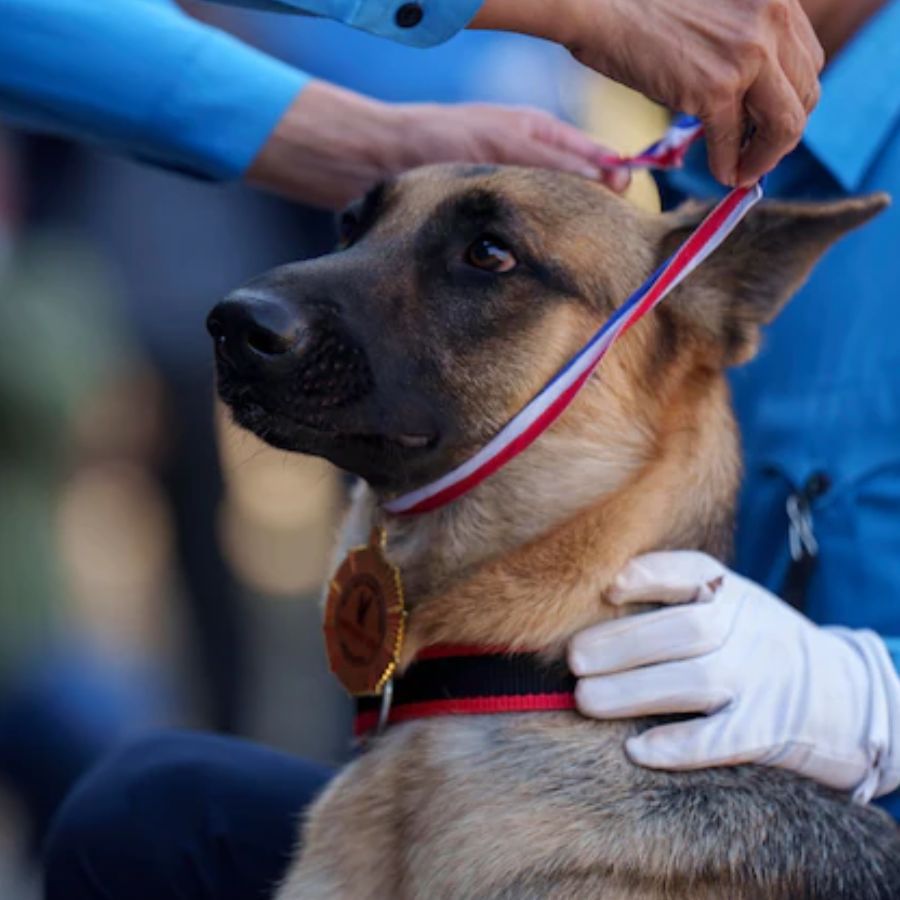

{"left": 658, "top": 193, "right": 890, "bottom": 365}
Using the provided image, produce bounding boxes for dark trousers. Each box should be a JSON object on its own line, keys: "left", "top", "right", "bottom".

{"left": 43, "top": 731, "right": 335, "bottom": 900}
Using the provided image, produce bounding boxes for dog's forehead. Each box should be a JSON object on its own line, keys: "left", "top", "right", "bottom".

{"left": 368, "top": 164, "right": 637, "bottom": 238}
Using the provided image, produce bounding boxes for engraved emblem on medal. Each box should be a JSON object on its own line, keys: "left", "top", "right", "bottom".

{"left": 323, "top": 527, "right": 405, "bottom": 696}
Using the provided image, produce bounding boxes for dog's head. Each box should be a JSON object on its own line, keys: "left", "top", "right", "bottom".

{"left": 210, "top": 165, "right": 886, "bottom": 493}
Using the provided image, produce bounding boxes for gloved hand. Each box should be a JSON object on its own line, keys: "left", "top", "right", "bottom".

{"left": 569, "top": 551, "right": 900, "bottom": 802}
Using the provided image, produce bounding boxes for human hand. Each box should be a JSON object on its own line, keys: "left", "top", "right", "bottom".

{"left": 472, "top": 0, "right": 824, "bottom": 186}
{"left": 569, "top": 551, "right": 900, "bottom": 801}
{"left": 246, "top": 81, "right": 630, "bottom": 209}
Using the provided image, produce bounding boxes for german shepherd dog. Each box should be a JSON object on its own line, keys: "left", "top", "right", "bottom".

{"left": 209, "top": 165, "right": 900, "bottom": 899}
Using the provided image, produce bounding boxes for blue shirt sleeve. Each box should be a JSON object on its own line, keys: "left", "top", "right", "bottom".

{"left": 0, "top": 0, "right": 484, "bottom": 179}
{"left": 0, "top": 0, "right": 310, "bottom": 180}
{"left": 203, "top": 0, "right": 485, "bottom": 48}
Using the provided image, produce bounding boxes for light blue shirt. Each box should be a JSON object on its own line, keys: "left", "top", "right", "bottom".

{"left": 219, "top": 0, "right": 482, "bottom": 47}
{"left": 662, "top": 0, "right": 900, "bottom": 815}
{"left": 0, "top": 0, "right": 481, "bottom": 178}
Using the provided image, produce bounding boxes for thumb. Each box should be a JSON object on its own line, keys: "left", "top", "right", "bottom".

{"left": 626, "top": 713, "right": 763, "bottom": 771}
{"left": 609, "top": 551, "right": 726, "bottom": 607}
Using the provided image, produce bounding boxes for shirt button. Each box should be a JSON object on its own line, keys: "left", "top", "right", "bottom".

{"left": 395, "top": 3, "right": 423, "bottom": 27}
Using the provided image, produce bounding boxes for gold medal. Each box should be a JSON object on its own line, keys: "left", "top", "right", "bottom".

{"left": 323, "top": 527, "right": 405, "bottom": 696}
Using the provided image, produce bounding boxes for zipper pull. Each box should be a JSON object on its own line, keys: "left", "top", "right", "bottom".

{"left": 782, "top": 472, "right": 830, "bottom": 610}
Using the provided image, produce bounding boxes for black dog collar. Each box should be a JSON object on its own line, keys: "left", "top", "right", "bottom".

{"left": 354, "top": 644, "right": 576, "bottom": 736}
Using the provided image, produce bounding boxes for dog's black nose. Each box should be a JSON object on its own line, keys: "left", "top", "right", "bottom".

{"left": 207, "top": 291, "right": 307, "bottom": 376}
{"left": 208, "top": 289, "right": 375, "bottom": 409}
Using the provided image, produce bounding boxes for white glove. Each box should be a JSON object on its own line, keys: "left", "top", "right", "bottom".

{"left": 569, "top": 551, "right": 900, "bottom": 802}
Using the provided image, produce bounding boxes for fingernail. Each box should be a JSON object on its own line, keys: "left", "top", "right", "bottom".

{"left": 608, "top": 169, "right": 631, "bottom": 193}
{"left": 580, "top": 165, "right": 602, "bottom": 180}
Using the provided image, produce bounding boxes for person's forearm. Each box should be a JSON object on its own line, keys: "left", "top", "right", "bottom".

{"left": 0, "top": 0, "right": 628, "bottom": 208}
{"left": 245, "top": 79, "right": 630, "bottom": 208}
{"left": 0, "top": 0, "right": 307, "bottom": 179}
{"left": 246, "top": 81, "right": 400, "bottom": 207}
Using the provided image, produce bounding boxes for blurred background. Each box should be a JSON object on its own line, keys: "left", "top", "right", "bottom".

{"left": 0, "top": 3, "right": 662, "bottom": 896}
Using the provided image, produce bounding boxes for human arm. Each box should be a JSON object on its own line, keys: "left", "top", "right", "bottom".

{"left": 0, "top": 1, "right": 628, "bottom": 207}
{"left": 569, "top": 551, "right": 900, "bottom": 802}
{"left": 246, "top": 80, "right": 630, "bottom": 208}
{"left": 0, "top": 0, "right": 821, "bottom": 200}
{"left": 209, "top": 0, "right": 826, "bottom": 187}
{"left": 0, "top": 0, "right": 307, "bottom": 179}
{"left": 472, "top": 0, "right": 824, "bottom": 187}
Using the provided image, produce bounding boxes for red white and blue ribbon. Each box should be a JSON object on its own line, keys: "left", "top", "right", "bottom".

{"left": 594, "top": 113, "right": 704, "bottom": 170}
{"left": 384, "top": 117, "right": 763, "bottom": 517}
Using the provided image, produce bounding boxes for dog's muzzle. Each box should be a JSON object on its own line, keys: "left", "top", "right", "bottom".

{"left": 207, "top": 289, "right": 373, "bottom": 410}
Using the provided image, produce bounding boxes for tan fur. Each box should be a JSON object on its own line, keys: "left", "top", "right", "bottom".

{"left": 393, "top": 355, "right": 739, "bottom": 664}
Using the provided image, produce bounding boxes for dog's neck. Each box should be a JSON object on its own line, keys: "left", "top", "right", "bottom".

{"left": 336, "top": 366, "right": 740, "bottom": 666}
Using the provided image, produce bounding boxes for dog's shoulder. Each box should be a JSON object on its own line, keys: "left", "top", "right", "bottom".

{"left": 301, "top": 714, "right": 900, "bottom": 900}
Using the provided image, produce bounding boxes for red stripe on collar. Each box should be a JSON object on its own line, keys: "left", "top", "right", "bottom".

{"left": 354, "top": 692, "right": 576, "bottom": 736}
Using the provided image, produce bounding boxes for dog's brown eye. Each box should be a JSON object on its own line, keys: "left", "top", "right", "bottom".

{"left": 465, "top": 237, "right": 517, "bottom": 273}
